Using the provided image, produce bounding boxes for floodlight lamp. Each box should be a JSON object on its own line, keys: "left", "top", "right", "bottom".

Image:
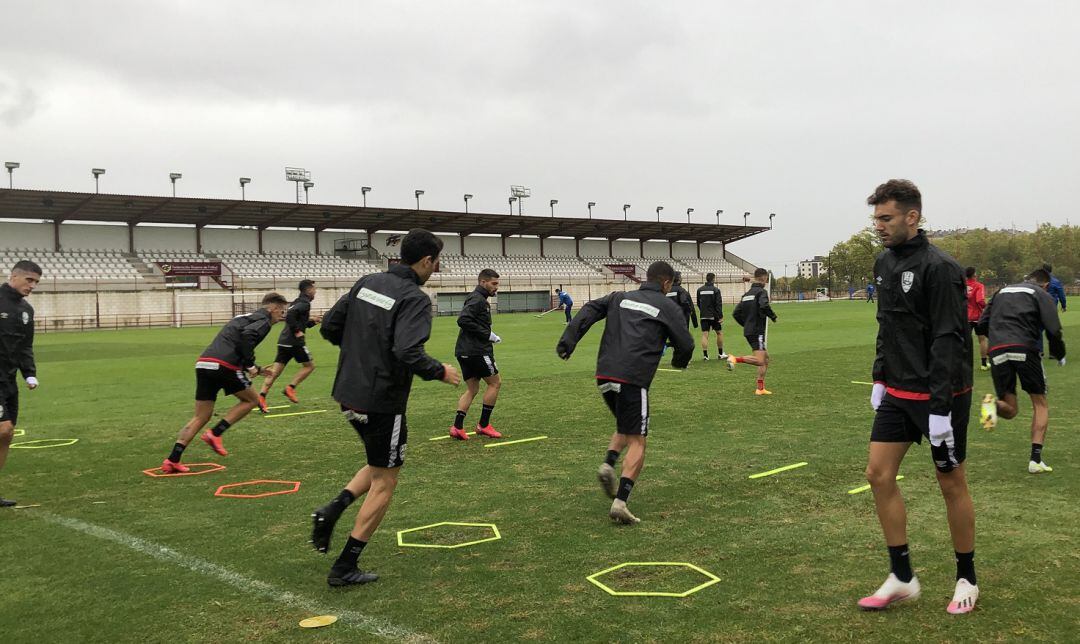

{"left": 4, "top": 162, "right": 20, "bottom": 170}
{"left": 550, "top": 199, "right": 558, "bottom": 206}
{"left": 464, "top": 194, "right": 473, "bottom": 200}
{"left": 415, "top": 190, "right": 425, "bottom": 197}
{"left": 239, "top": 177, "right": 251, "bottom": 186}
{"left": 304, "top": 181, "right": 315, "bottom": 188}
{"left": 588, "top": 201, "right": 596, "bottom": 207}
{"left": 92, "top": 168, "right": 106, "bottom": 177}
{"left": 169, "top": 173, "right": 182, "bottom": 180}
{"left": 687, "top": 207, "right": 694, "bottom": 214}
{"left": 361, "top": 186, "right": 371, "bottom": 194}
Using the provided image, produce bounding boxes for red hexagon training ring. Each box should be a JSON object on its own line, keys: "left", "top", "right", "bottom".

{"left": 143, "top": 462, "right": 227, "bottom": 478}
{"left": 214, "top": 479, "right": 301, "bottom": 499}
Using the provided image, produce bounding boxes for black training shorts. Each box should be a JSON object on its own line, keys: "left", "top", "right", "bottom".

{"left": 457, "top": 354, "right": 498, "bottom": 381}
{"left": 701, "top": 318, "right": 722, "bottom": 332}
{"left": 990, "top": 349, "right": 1046, "bottom": 397}
{"left": 275, "top": 344, "right": 313, "bottom": 365}
{"left": 0, "top": 387, "right": 18, "bottom": 426}
{"left": 745, "top": 333, "right": 766, "bottom": 352}
{"left": 194, "top": 363, "right": 251, "bottom": 401}
{"left": 342, "top": 406, "right": 407, "bottom": 468}
{"left": 597, "top": 379, "right": 649, "bottom": 437}
{"left": 871, "top": 391, "right": 972, "bottom": 473}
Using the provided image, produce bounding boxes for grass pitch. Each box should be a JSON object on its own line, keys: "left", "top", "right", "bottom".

{"left": 1, "top": 301, "right": 1078, "bottom": 642}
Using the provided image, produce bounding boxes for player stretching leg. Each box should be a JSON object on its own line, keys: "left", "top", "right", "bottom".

{"left": 259, "top": 280, "right": 322, "bottom": 412}
{"left": 728, "top": 268, "right": 777, "bottom": 395}
{"left": 310, "top": 229, "right": 460, "bottom": 586}
{"left": 975, "top": 268, "right": 1065, "bottom": 473}
{"left": 858, "top": 179, "right": 978, "bottom": 615}
{"left": 557, "top": 261, "right": 694, "bottom": 524}
{"left": 450, "top": 269, "right": 503, "bottom": 440}
{"left": 159, "top": 293, "right": 287, "bottom": 473}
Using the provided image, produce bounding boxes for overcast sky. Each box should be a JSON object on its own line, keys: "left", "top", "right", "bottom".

{"left": 3, "top": 1, "right": 1078, "bottom": 274}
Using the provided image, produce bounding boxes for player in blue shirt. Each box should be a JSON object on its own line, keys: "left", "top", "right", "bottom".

{"left": 866, "top": 281, "right": 876, "bottom": 303}
{"left": 555, "top": 288, "right": 574, "bottom": 324}
{"left": 1043, "top": 263, "right": 1067, "bottom": 312}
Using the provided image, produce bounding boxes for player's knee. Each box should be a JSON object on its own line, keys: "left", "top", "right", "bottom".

{"left": 865, "top": 464, "right": 894, "bottom": 487}
{"left": 935, "top": 468, "right": 967, "bottom": 494}
{"left": 0, "top": 424, "right": 12, "bottom": 443}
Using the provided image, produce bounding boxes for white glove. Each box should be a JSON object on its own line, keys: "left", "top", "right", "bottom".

{"left": 870, "top": 383, "right": 885, "bottom": 411}
{"left": 26, "top": 376, "right": 39, "bottom": 389}
{"left": 489, "top": 332, "right": 501, "bottom": 344}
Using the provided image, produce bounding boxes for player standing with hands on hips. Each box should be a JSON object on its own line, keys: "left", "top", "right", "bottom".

{"left": 311, "top": 229, "right": 460, "bottom": 586}
{"left": 0, "top": 261, "right": 41, "bottom": 507}
{"left": 859, "top": 179, "right": 978, "bottom": 615}
{"left": 450, "top": 269, "right": 504, "bottom": 440}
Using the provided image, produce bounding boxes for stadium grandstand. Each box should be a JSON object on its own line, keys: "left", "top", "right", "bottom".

{"left": 0, "top": 188, "right": 769, "bottom": 330}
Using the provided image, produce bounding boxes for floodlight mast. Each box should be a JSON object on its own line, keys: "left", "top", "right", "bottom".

{"left": 361, "top": 186, "right": 371, "bottom": 207}
{"left": 510, "top": 185, "right": 530, "bottom": 215}
{"left": 4, "top": 161, "right": 19, "bottom": 189}
{"left": 285, "top": 167, "right": 311, "bottom": 204}
{"left": 169, "top": 172, "right": 182, "bottom": 197}
{"left": 239, "top": 177, "right": 251, "bottom": 200}
{"left": 587, "top": 201, "right": 596, "bottom": 219}
{"left": 303, "top": 181, "right": 315, "bottom": 204}
{"left": 92, "top": 168, "right": 105, "bottom": 194}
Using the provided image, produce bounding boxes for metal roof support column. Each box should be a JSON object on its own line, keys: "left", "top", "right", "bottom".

{"left": 128, "top": 222, "right": 135, "bottom": 255}
{"left": 54, "top": 219, "right": 61, "bottom": 252}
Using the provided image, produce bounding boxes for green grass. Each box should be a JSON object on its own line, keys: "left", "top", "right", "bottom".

{"left": 2, "top": 301, "right": 1078, "bottom": 642}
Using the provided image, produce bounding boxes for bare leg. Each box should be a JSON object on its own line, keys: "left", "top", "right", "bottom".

{"left": 288, "top": 361, "right": 316, "bottom": 388}
{"left": 996, "top": 393, "right": 1019, "bottom": 420}
{"left": 343, "top": 465, "right": 373, "bottom": 499}
{"left": 1030, "top": 393, "right": 1049, "bottom": 452}
{"left": 755, "top": 349, "right": 769, "bottom": 384}
{"left": 222, "top": 388, "right": 259, "bottom": 424}
{"left": 0, "top": 421, "right": 13, "bottom": 471}
{"left": 700, "top": 331, "right": 710, "bottom": 352}
{"left": 936, "top": 463, "right": 975, "bottom": 553}
{"left": 481, "top": 374, "right": 501, "bottom": 406}
{"left": 977, "top": 335, "right": 989, "bottom": 362}
{"left": 457, "top": 379, "right": 480, "bottom": 413}
{"left": 174, "top": 400, "right": 216, "bottom": 446}
{"left": 717, "top": 330, "right": 724, "bottom": 354}
{"left": 259, "top": 362, "right": 286, "bottom": 394}
{"left": 621, "top": 435, "right": 646, "bottom": 481}
{"left": 866, "top": 441, "right": 911, "bottom": 546}
{"left": 606, "top": 432, "right": 628, "bottom": 456}
{"left": 350, "top": 466, "right": 400, "bottom": 541}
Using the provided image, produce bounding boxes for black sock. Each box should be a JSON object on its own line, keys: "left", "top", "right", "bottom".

{"left": 1031, "top": 443, "right": 1043, "bottom": 463}
{"left": 259, "top": 390, "right": 268, "bottom": 397}
{"left": 167, "top": 442, "right": 186, "bottom": 463}
{"left": 616, "top": 477, "right": 635, "bottom": 502}
{"left": 330, "top": 489, "right": 355, "bottom": 512}
{"left": 453, "top": 410, "right": 467, "bottom": 430}
{"left": 479, "top": 404, "right": 495, "bottom": 427}
{"left": 210, "top": 419, "right": 231, "bottom": 437}
{"left": 888, "top": 544, "right": 913, "bottom": 583}
{"left": 718, "top": 345, "right": 724, "bottom": 355}
{"left": 604, "top": 449, "right": 619, "bottom": 467}
{"left": 703, "top": 350, "right": 709, "bottom": 358}
{"left": 333, "top": 535, "right": 367, "bottom": 570}
{"left": 980, "top": 357, "right": 988, "bottom": 366}
{"left": 286, "top": 383, "right": 297, "bottom": 389}
{"left": 955, "top": 550, "right": 976, "bottom": 585}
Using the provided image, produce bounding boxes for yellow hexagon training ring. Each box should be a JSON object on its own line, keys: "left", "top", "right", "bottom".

{"left": 586, "top": 562, "right": 721, "bottom": 597}
{"left": 396, "top": 521, "right": 502, "bottom": 549}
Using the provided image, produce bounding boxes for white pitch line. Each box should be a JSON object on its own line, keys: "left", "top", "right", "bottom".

{"left": 35, "top": 513, "right": 435, "bottom": 643}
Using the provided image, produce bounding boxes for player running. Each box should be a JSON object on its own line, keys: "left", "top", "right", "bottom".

{"left": 159, "top": 293, "right": 287, "bottom": 473}
{"left": 858, "top": 179, "right": 978, "bottom": 615}
{"left": 965, "top": 268, "right": 989, "bottom": 370}
{"left": 555, "top": 288, "right": 574, "bottom": 324}
{"left": 975, "top": 268, "right": 1065, "bottom": 473}
{"left": 697, "top": 272, "right": 727, "bottom": 361}
{"left": 310, "top": 229, "right": 460, "bottom": 587}
{"left": 557, "top": 261, "right": 694, "bottom": 525}
{"left": 258, "top": 279, "right": 322, "bottom": 412}
{"left": 450, "top": 269, "right": 503, "bottom": 440}
{"left": 728, "top": 268, "right": 777, "bottom": 395}
{"left": 0, "top": 261, "right": 41, "bottom": 508}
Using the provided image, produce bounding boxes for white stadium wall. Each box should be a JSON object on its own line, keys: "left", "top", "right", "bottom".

{"left": 203, "top": 227, "right": 260, "bottom": 253}
{"left": 61, "top": 222, "right": 127, "bottom": 251}
{"left": 579, "top": 239, "right": 610, "bottom": 256}
{"left": 612, "top": 240, "right": 640, "bottom": 256}
{"left": 505, "top": 236, "right": 541, "bottom": 256}
{"left": 134, "top": 225, "right": 197, "bottom": 251}
{"left": 543, "top": 238, "right": 576, "bottom": 256}
{"left": 1, "top": 221, "right": 56, "bottom": 250}
{"left": 263, "top": 229, "right": 316, "bottom": 254}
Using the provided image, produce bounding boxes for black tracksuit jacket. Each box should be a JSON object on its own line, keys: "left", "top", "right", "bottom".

{"left": 733, "top": 283, "right": 776, "bottom": 337}
{"left": 199, "top": 309, "right": 275, "bottom": 370}
{"left": 455, "top": 286, "right": 494, "bottom": 357}
{"left": 0, "top": 283, "right": 36, "bottom": 394}
{"left": 278, "top": 293, "right": 315, "bottom": 347}
{"left": 321, "top": 264, "right": 445, "bottom": 414}
{"left": 871, "top": 232, "right": 972, "bottom": 415}
{"left": 975, "top": 281, "right": 1066, "bottom": 359}
{"left": 557, "top": 282, "right": 695, "bottom": 389}
{"left": 696, "top": 282, "right": 724, "bottom": 321}
{"left": 666, "top": 286, "right": 698, "bottom": 328}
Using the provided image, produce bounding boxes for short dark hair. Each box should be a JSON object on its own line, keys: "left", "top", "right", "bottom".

{"left": 298, "top": 279, "right": 315, "bottom": 292}
{"left": 13, "top": 260, "right": 42, "bottom": 275}
{"left": 1029, "top": 268, "right": 1051, "bottom": 285}
{"left": 965, "top": 267, "right": 976, "bottom": 279}
{"left": 1042, "top": 263, "right": 1053, "bottom": 274}
{"left": 706, "top": 272, "right": 715, "bottom": 282}
{"left": 754, "top": 267, "right": 769, "bottom": 280}
{"left": 262, "top": 292, "right": 288, "bottom": 306}
{"left": 645, "top": 261, "right": 675, "bottom": 283}
{"left": 554, "top": 288, "right": 561, "bottom": 293}
{"left": 478, "top": 268, "right": 499, "bottom": 281}
{"left": 867, "top": 179, "right": 922, "bottom": 216}
{"left": 400, "top": 229, "right": 443, "bottom": 265}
